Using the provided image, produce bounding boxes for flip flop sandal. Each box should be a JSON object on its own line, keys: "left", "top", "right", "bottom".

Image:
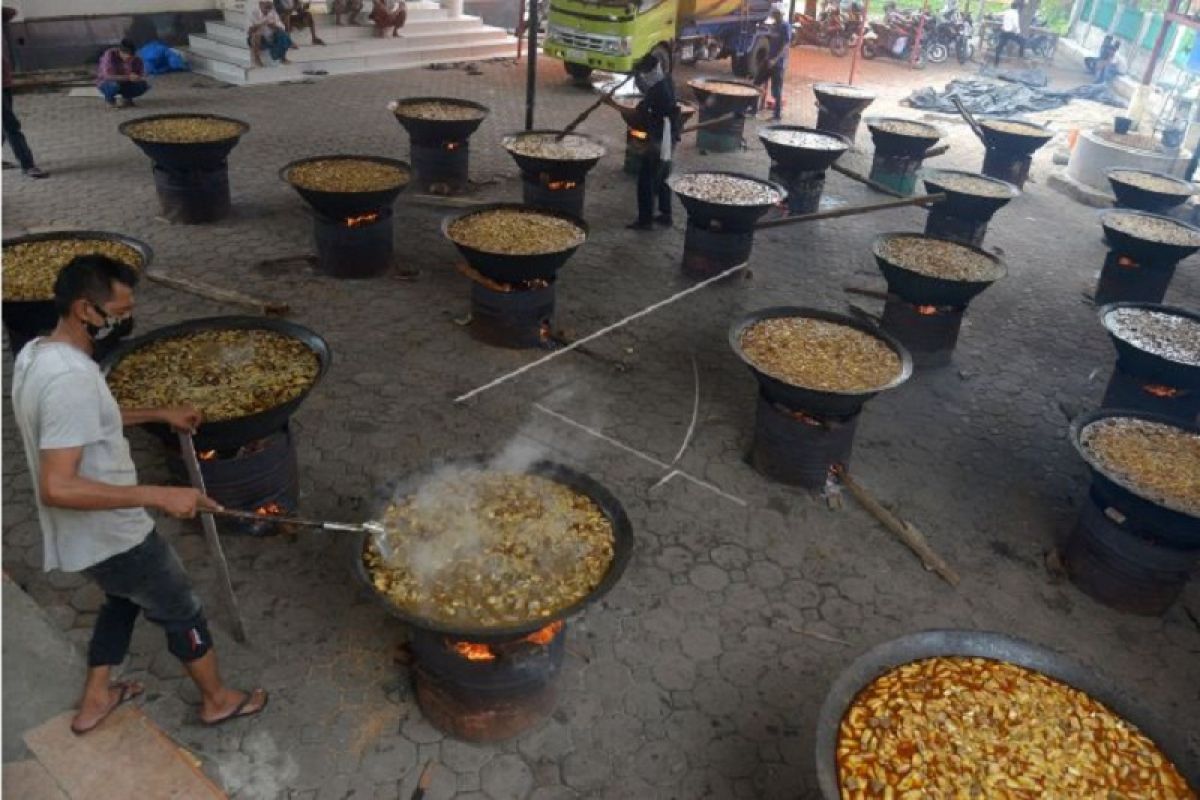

{"left": 70, "top": 681, "right": 144, "bottom": 735}
{"left": 201, "top": 689, "right": 269, "bottom": 727}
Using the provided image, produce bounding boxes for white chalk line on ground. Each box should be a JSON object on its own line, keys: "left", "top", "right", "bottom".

{"left": 534, "top": 403, "right": 747, "bottom": 507}
{"left": 454, "top": 262, "right": 748, "bottom": 403}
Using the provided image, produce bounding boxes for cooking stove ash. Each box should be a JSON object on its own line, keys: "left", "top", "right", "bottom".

{"left": 396, "top": 621, "right": 567, "bottom": 742}
{"left": 165, "top": 426, "right": 299, "bottom": 536}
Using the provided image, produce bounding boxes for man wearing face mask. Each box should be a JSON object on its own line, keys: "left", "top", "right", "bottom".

{"left": 607, "top": 53, "right": 682, "bottom": 230}
{"left": 11, "top": 255, "right": 269, "bottom": 735}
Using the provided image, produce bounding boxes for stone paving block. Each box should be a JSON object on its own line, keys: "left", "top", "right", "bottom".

{"left": 480, "top": 753, "right": 534, "bottom": 800}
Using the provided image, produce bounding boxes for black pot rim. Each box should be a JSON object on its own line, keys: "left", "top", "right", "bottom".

{"left": 500, "top": 129, "right": 608, "bottom": 161}
{"left": 99, "top": 314, "right": 331, "bottom": 434}
{"left": 918, "top": 168, "right": 1020, "bottom": 200}
{"left": 1098, "top": 301, "right": 1200, "bottom": 371}
{"left": 1098, "top": 207, "right": 1200, "bottom": 254}
{"left": 686, "top": 76, "right": 760, "bottom": 95}
{"left": 759, "top": 125, "right": 851, "bottom": 156}
{"left": 391, "top": 95, "right": 490, "bottom": 120}
{"left": 1105, "top": 167, "right": 1196, "bottom": 197}
{"left": 978, "top": 117, "right": 1053, "bottom": 140}
{"left": 1070, "top": 408, "right": 1200, "bottom": 521}
{"left": 728, "top": 305, "right": 913, "bottom": 399}
{"left": 117, "top": 112, "right": 250, "bottom": 145}
{"left": 812, "top": 81, "right": 877, "bottom": 99}
{"left": 668, "top": 170, "right": 789, "bottom": 210}
{"left": 441, "top": 202, "right": 589, "bottom": 258}
{"left": 2, "top": 230, "right": 155, "bottom": 304}
{"left": 348, "top": 458, "right": 634, "bottom": 641}
{"left": 872, "top": 231, "right": 1008, "bottom": 285}
{"left": 814, "top": 629, "right": 1199, "bottom": 798}
{"left": 277, "top": 153, "right": 413, "bottom": 192}
{"left": 864, "top": 116, "right": 944, "bottom": 142}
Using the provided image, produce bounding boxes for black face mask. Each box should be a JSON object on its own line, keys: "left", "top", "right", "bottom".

{"left": 86, "top": 303, "right": 135, "bottom": 361}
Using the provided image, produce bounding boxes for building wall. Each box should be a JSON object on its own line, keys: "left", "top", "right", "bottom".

{"left": 7, "top": 0, "right": 222, "bottom": 20}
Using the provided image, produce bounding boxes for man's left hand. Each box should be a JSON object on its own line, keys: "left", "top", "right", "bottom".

{"left": 159, "top": 406, "right": 203, "bottom": 434}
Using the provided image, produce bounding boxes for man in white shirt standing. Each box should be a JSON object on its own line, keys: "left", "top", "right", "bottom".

{"left": 247, "top": 0, "right": 293, "bottom": 67}
{"left": 994, "top": 1, "right": 1025, "bottom": 66}
{"left": 11, "top": 255, "right": 268, "bottom": 734}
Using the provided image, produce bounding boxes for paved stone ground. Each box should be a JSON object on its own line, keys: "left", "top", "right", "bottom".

{"left": 3, "top": 48, "right": 1199, "bottom": 799}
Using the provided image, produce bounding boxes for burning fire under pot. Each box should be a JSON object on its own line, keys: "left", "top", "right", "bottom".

{"left": 1094, "top": 209, "right": 1200, "bottom": 306}
{"left": 501, "top": 130, "right": 606, "bottom": 220}
{"left": 1064, "top": 411, "right": 1200, "bottom": 616}
{"left": 918, "top": 169, "right": 1019, "bottom": 248}
{"left": 688, "top": 78, "right": 759, "bottom": 154}
{"left": 813, "top": 83, "right": 876, "bottom": 144}
{"left": 100, "top": 316, "right": 331, "bottom": 535}
{"left": 669, "top": 171, "right": 786, "bottom": 280}
{"left": 355, "top": 462, "right": 633, "bottom": 742}
{"left": 1097, "top": 302, "right": 1200, "bottom": 425}
{"left": 119, "top": 114, "right": 249, "bottom": 224}
{"left": 281, "top": 155, "right": 412, "bottom": 279}
{"left": 2, "top": 230, "right": 153, "bottom": 358}
{"left": 872, "top": 233, "right": 1007, "bottom": 369}
{"left": 865, "top": 118, "right": 944, "bottom": 196}
{"left": 1106, "top": 168, "right": 1196, "bottom": 215}
{"left": 391, "top": 97, "right": 490, "bottom": 196}
{"left": 731, "top": 307, "right": 913, "bottom": 489}
{"left": 977, "top": 119, "right": 1053, "bottom": 190}
{"left": 444, "top": 203, "right": 588, "bottom": 349}
{"left": 759, "top": 126, "right": 851, "bottom": 215}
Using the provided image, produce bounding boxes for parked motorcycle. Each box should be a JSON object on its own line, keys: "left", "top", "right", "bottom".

{"left": 928, "top": 8, "right": 973, "bottom": 64}
{"left": 792, "top": 2, "right": 857, "bottom": 56}
{"left": 860, "top": 13, "right": 926, "bottom": 64}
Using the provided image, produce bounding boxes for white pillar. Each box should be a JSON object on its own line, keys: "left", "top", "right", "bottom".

{"left": 444, "top": 0, "right": 463, "bottom": 18}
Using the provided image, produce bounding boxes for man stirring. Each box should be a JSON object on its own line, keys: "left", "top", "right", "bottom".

{"left": 11, "top": 255, "right": 268, "bottom": 734}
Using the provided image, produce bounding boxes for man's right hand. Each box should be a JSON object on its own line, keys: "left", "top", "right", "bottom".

{"left": 153, "top": 487, "right": 222, "bottom": 518}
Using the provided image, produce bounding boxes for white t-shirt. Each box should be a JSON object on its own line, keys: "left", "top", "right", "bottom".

{"left": 247, "top": 6, "right": 284, "bottom": 32}
{"left": 1001, "top": 8, "right": 1021, "bottom": 33}
{"left": 11, "top": 340, "right": 154, "bottom": 572}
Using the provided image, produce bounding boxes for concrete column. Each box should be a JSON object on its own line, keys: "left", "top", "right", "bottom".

{"left": 444, "top": 0, "right": 464, "bottom": 18}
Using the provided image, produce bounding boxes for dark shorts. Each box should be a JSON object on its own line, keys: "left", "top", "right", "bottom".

{"left": 84, "top": 530, "right": 202, "bottom": 629}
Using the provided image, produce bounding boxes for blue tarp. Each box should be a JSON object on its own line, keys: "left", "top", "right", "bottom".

{"left": 136, "top": 41, "right": 190, "bottom": 75}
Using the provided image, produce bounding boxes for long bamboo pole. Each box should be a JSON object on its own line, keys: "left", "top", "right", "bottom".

{"left": 754, "top": 192, "right": 945, "bottom": 229}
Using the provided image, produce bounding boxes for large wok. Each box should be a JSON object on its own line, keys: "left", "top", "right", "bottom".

{"left": 119, "top": 113, "right": 249, "bottom": 171}
{"left": 349, "top": 459, "right": 634, "bottom": 642}
{"left": 279, "top": 154, "right": 411, "bottom": 219}
{"left": 100, "top": 315, "right": 331, "bottom": 451}
{"left": 815, "top": 630, "right": 1199, "bottom": 797}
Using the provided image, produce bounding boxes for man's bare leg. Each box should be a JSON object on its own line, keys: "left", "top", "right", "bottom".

{"left": 250, "top": 33, "right": 265, "bottom": 66}
{"left": 72, "top": 665, "right": 144, "bottom": 732}
{"left": 183, "top": 650, "right": 267, "bottom": 723}
{"left": 308, "top": 12, "right": 325, "bottom": 44}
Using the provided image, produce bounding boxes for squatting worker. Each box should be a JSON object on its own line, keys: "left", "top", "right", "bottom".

{"left": 11, "top": 255, "right": 269, "bottom": 734}
{"left": 247, "top": 0, "right": 293, "bottom": 67}
{"left": 96, "top": 39, "right": 149, "bottom": 109}
{"left": 606, "top": 53, "right": 682, "bottom": 230}
{"left": 994, "top": 1, "right": 1024, "bottom": 66}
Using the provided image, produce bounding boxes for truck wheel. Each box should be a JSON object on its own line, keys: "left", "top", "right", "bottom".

{"left": 564, "top": 62, "right": 593, "bottom": 82}
{"left": 733, "top": 36, "right": 769, "bottom": 78}
{"left": 860, "top": 39, "right": 877, "bottom": 59}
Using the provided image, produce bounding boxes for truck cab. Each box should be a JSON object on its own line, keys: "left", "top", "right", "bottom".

{"left": 544, "top": 0, "right": 774, "bottom": 79}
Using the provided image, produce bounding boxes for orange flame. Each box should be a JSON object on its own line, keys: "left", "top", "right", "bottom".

{"left": 629, "top": 129, "right": 649, "bottom": 140}
{"left": 546, "top": 180, "right": 579, "bottom": 191}
{"left": 445, "top": 141, "right": 461, "bottom": 151}
{"left": 346, "top": 212, "right": 381, "bottom": 228}
{"left": 198, "top": 449, "right": 219, "bottom": 461}
{"left": 1143, "top": 383, "right": 1184, "bottom": 398}
{"left": 452, "top": 641, "right": 497, "bottom": 661}
{"left": 1117, "top": 256, "right": 1139, "bottom": 269}
{"left": 524, "top": 621, "right": 564, "bottom": 645}
{"left": 255, "top": 502, "right": 287, "bottom": 517}
{"left": 785, "top": 408, "right": 826, "bottom": 426}
{"left": 915, "top": 305, "right": 940, "bottom": 316}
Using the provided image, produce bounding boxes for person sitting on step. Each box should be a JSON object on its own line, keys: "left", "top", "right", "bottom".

{"left": 247, "top": 0, "right": 294, "bottom": 67}
{"left": 274, "top": 0, "right": 325, "bottom": 45}
{"left": 96, "top": 40, "right": 149, "bottom": 109}
{"left": 370, "top": 0, "right": 407, "bottom": 37}
{"left": 333, "top": 0, "right": 365, "bottom": 25}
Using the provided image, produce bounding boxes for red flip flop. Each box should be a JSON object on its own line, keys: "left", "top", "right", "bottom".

{"left": 70, "top": 681, "right": 144, "bottom": 735}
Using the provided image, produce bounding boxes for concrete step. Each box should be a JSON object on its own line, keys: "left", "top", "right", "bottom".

{"left": 188, "top": 24, "right": 511, "bottom": 67}
{"left": 186, "top": 36, "right": 517, "bottom": 85}
{"left": 203, "top": 15, "right": 492, "bottom": 48}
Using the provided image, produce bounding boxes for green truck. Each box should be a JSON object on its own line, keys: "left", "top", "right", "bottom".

{"left": 543, "top": 0, "right": 777, "bottom": 79}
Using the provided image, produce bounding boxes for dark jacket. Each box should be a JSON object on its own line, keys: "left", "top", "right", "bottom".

{"left": 636, "top": 76, "right": 682, "bottom": 146}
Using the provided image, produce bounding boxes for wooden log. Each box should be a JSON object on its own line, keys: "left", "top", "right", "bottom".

{"left": 836, "top": 467, "right": 961, "bottom": 587}
{"left": 754, "top": 193, "right": 946, "bottom": 230}
{"left": 145, "top": 271, "right": 289, "bottom": 315}
{"left": 831, "top": 161, "right": 907, "bottom": 198}
{"left": 680, "top": 113, "right": 738, "bottom": 135}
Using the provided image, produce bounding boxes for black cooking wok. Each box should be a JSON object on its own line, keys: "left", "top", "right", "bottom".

{"left": 812, "top": 83, "right": 876, "bottom": 117}
{"left": 349, "top": 459, "right": 634, "bottom": 642}
{"left": 1099, "top": 302, "right": 1200, "bottom": 390}
{"left": 279, "top": 155, "right": 411, "bottom": 219}
{"left": 919, "top": 169, "right": 1019, "bottom": 221}
{"left": 1070, "top": 409, "right": 1199, "bottom": 547}
{"left": 687, "top": 77, "right": 760, "bottom": 117}
{"left": 865, "top": 117, "right": 943, "bottom": 158}
{"left": 100, "top": 315, "right": 331, "bottom": 451}
{"left": 978, "top": 118, "right": 1053, "bottom": 156}
{"left": 1106, "top": 168, "right": 1194, "bottom": 215}
{"left": 815, "top": 630, "right": 1200, "bottom": 798}
{"left": 2, "top": 230, "right": 153, "bottom": 357}
{"left": 442, "top": 203, "right": 588, "bottom": 284}
{"left": 668, "top": 171, "right": 787, "bottom": 232}
{"left": 391, "top": 97, "right": 489, "bottom": 145}
{"left": 119, "top": 113, "right": 248, "bottom": 172}
{"left": 1099, "top": 208, "right": 1200, "bottom": 266}
{"left": 758, "top": 126, "right": 850, "bottom": 174}
{"left": 501, "top": 130, "right": 606, "bottom": 182}
{"left": 873, "top": 232, "right": 1007, "bottom": 308}
{"left": 729, "top": 306, "right": 912, "bottom": 417}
